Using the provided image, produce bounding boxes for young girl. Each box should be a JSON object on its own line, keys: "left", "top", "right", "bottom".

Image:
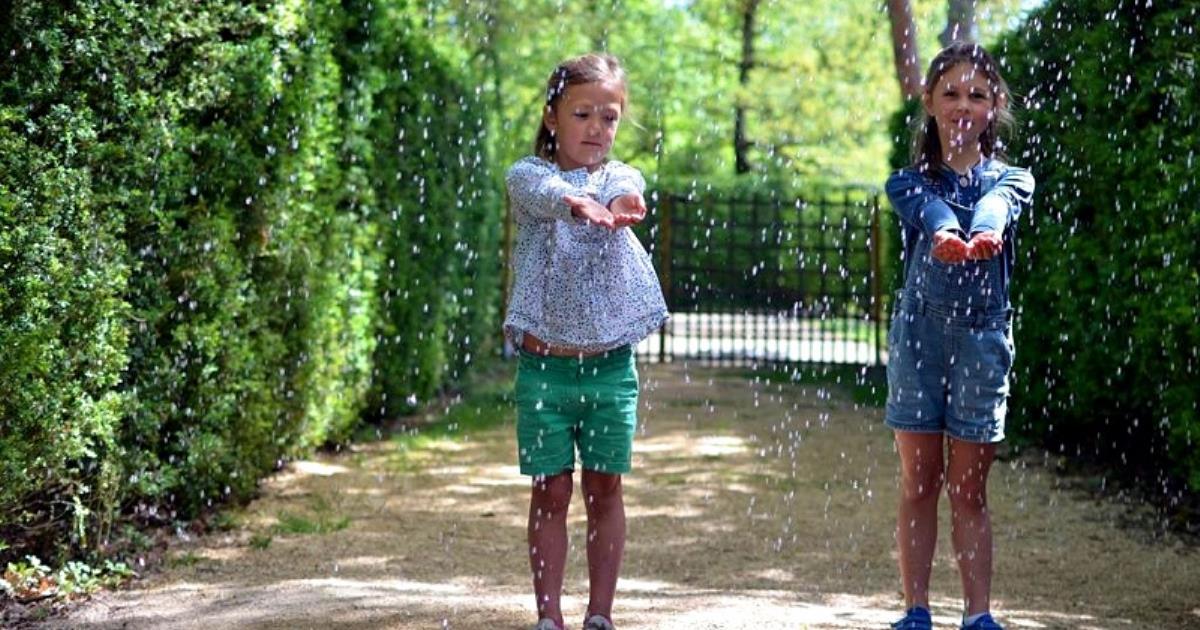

{"left": 504, "top": 53, "right": 667, "bottom": 630}
{"left": 884, "top": 43, "right": 1034, "bottom": 630}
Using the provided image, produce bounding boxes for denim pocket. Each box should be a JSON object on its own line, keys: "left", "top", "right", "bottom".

{"left": 996, "top": 325, "right": 1015, "bottom": 374}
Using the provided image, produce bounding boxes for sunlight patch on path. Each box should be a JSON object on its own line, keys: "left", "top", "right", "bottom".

{"left": 635, "top": 433, "right": 750, "bottom": 456}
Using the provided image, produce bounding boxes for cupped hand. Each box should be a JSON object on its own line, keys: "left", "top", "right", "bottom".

{"left": 563, "top": 194, "right": 616, "bottom": 229}
{"left": 608, "top": 193, "right": 648, "bottom": 228}
{"left": 966, "top": 230, "right": 1003, "bottom": 261}
{"left": 931, "top": 229, "right": 969, "bottom": 264}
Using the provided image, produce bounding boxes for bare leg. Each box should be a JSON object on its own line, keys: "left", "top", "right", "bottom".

{"left": 529, "top": 471, "right": 573, "bottom": 627}
{"left": 946, "top": 438, "right": 997, "bottom": 616}
{"left": 581, "top": 470, "right": 625, "bottom": 622}
{"left": 895, "top": 431, "right": 946, "bottom": 610}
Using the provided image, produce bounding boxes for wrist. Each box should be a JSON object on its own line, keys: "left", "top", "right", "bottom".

{"left": 934, "top": 228, "right": 964, "bottom": 240}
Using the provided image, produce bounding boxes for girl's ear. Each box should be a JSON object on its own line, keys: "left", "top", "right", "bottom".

{"left": 995, "top": 91, "right": 1008, "bottom": 110}
{"left": 542, "top": 105, "right": 556, "bottom": 134}
{"left": 921, "top": 92, "right": 934, "bottom": 117}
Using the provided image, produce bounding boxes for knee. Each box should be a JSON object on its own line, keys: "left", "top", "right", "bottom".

{"left": 532, "top": 472, "right": 573, "bottom": 513}
{"left": 946, "top": 480, "right": 988, "bottom": 512}
{"left": 901, "top": 474, "right": 943, "bottom": 504}
{"left": 581, "top": 471, "right": 623, "bottom": 510}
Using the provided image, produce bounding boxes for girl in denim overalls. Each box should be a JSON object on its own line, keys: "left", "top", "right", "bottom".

{"left": 884, "top": 43, "right": 1035, "bottom": 630}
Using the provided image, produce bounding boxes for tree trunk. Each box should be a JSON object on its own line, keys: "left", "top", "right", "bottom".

{"left": 886, "top": 0, "right": 922, "bottom": 100}
{"left": 939, "top": 0, "right": 978, "bottom": 46}
{"left": 588, "top": 0, "right": 609, "bottom": 51}
{"left": 472, "top": 3, "right": 515, "bottom": 344}
{"left": 734, "top": 0, "right": 760, "bottom": 174}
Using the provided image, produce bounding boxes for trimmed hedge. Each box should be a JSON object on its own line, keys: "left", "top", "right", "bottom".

{"left": 0, "top": 0, "right": 499, "bottom": 561}
{"left": 995, "top": 0, "right": 1200, "bottom": 493}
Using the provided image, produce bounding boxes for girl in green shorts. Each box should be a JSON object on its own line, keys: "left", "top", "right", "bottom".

{"left": 503, "top": 53, "right": 668, "bottom": 630}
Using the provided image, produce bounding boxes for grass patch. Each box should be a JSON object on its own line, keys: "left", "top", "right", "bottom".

{"left": 167, "top": 551, "right": 202, "bottom": 568}
{"left": 275, "top": 512, "right": 350, "bottom": 536}
{"left": 662, "top": 398, "right": 708, "bottom": 409}
{"left": 811, "top": 317, "right": 881, "bottom": 344}
{"left": 383, "top": 358, "right": 516, "bottom": 471}
{"left": 209, "top": 510, "right": 241, "bottom": 532}
{"left": 739, "top": 363, "right": 887, "bottom": 408}
{"left": 272, "top": 493, "right": 351, "bottom": 537}
{"left": 248, "top": 533, "right": 273, "bottom": 550}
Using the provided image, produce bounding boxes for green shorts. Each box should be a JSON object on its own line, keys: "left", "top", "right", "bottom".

{"left": 514, "top": 346, "right": 639, "bottom": 476}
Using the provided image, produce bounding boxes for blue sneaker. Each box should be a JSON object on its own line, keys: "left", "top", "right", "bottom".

{"left": 961, "top": 613, "right": 1004, "bottom": 630}
{"left": 891, "top": 606, "right": 932, "bottom": 630}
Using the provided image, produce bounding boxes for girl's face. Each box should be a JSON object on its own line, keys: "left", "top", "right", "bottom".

{"left": 923, "top": 61, "right": 1000, "bottom": 153}
{"left": 544, "top": 81, "right": 624, "bottom": 172}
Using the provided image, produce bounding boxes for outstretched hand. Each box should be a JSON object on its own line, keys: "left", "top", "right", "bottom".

{"left": 608, "top": 193, "right": 648, "bottom": 228}
{"left": 966, "top": 230, "right": 1003, "bottom": 261}
{"left": 563, "top": 194, "right": 616, "bottom": 229}
{"left": 931, "top": 230, "right": 969, "bottom": 264}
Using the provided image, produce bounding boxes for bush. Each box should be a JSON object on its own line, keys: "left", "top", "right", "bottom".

{"left": 993, "top": 0, "right": 1200, "bottom": 492}
{"left": 344, "top": 1, "right": 500, "bottom": 418}
{"left": 0, "top": 2, "right": 132, "bottom": 557}
{"left": 0, "top": 0, "right": 500, "bottom": 562}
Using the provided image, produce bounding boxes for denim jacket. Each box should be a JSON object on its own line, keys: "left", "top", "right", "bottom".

{"left": 885, "top": 159, "right": 1035, "bottom": 314}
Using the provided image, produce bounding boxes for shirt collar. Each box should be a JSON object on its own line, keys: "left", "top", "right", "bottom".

{"left": 937, "top": 157, "right": 992, "bottom": 186}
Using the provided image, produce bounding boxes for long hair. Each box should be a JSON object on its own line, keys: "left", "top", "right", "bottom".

{"left": 911, "top": 42, "right": 1014, "bottom": 171}
{"left": 534, "top": 53, "right": 628, "bottom": 161}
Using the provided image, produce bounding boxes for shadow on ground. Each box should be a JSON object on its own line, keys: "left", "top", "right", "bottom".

{"left": 42, "top": 365, "right": 1200, "bottom": 629}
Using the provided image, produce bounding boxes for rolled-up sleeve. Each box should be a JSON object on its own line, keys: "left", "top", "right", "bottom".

{"left": 599, "top": 160, "right": 645, "bottom": 208}
{"left": 505, "top": 157, "right": 586, "bottom": 222}
{"left": 885, "top": 169, "right": 964, "bottom": 238}
{"left": 970, "top": 166, "right": 1035, "bottom": 235}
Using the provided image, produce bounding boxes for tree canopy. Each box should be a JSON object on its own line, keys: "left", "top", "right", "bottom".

{"left": 419, "top": 0, "right": 1029, "bottom": 190}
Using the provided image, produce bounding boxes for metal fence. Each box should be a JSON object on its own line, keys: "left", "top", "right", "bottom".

{"left": 633, "top": 190, "right": 885, "bottom": 368}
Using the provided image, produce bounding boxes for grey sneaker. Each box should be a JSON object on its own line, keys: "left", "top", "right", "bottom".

{"left": 582, "top": 615, "right": 615, "bottom": 630}
{"left": 533, "top": 619, "right": 563, "bottom": 630}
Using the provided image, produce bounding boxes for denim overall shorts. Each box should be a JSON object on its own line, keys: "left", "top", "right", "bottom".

{"left": 885, "top": 251, "right": 1015, "bottom": 443}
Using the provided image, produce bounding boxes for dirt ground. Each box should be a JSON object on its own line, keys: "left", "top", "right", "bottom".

{"left": 34, "top": 364, "right": 1200, "bottom": 629}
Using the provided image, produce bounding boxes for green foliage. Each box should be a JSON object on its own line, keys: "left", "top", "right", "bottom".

{"left": 1, "top": 555, "right": 131, "bottom": 602}
{"left": 1, "top": 0, "right": 500, "bottom": 563}
{"left": 420, "top": 0, "right": 1023, "bottom": 188}
{"left": 347, "top": 2, "right": 500, "bottom": 419}
{"left": 0, "top": 1, "right": 131, "bottom": 560}
{"left": 992, "top": 1, "right": 1200, "bottom": 491}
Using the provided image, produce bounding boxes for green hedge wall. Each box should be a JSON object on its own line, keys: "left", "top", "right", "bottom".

{"left": 0, "top": 0, "right": 499, "bottom": 561}
{"left": 994, "top": 0, "right": 1199, "bottom": 493}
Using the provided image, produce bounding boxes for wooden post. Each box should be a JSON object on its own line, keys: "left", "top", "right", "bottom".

{"left": 658, "top": 194, "right": 673, "bottom": 364}
{"left": 869, "top": 194, "right": 884, "bottom": 367}
{"left": 500, "top": 193, "right": 514, "bottom": 356}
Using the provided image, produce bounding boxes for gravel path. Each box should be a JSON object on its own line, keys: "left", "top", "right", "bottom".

{"left": 39, "top": 365, "right": 1200, "bottom": 629}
